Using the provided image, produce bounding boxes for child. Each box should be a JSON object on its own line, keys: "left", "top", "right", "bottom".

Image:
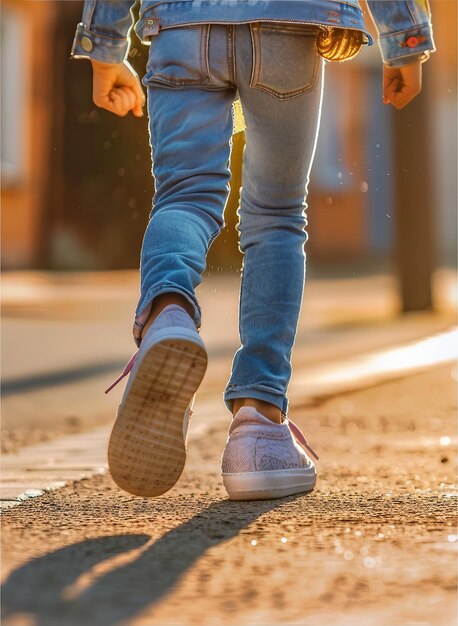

{"left": 71, "top": 0, "right": 435, "bottom": 500}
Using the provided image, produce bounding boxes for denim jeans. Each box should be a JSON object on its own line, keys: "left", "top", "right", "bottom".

{"left": 133, "top": 23, "right": 325, "bottom": 414}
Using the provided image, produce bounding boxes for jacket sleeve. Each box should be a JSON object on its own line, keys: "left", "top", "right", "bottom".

{"left": 365, "top": 0, "right": 436, "bottom": 66}
{"left": 70, "top": 0, "right": 137, "bottom": 63}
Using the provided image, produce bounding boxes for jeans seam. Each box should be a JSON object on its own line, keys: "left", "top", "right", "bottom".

{"left": 206, "top": 24, "right": 215, "bottom": 85}
{"left": 199, "top": 23, "right": 206, "bottom": 81}
{"left": 151, "top": 76, "right": 209, "bottom": 85}
{"left": 232, "top": 25, "right": 238, "bottom": 84}
{"left": 224, "top": 386, "right": 288, "bottom": 413}
{"left": 238, "top": 259, "right": 245, "bottom": 346}
{"left": 225, "top": 383, "right": 283, "bottom": 392}
{"left": 136, "top": 283, "right": 201, "bottom": 327}
{"left": 249, "top": 23, "right": 259, "bottom": 88}
{"left": 253, "top": 57, "right": 319, "bottom": 99}
{"left": 252, "top": 79, "right": 317, "bottom": 100}
{"left": 258, "top": 24, "right": 321, "bottom": 35}
{"left": 226, "top": 25, "right": 233, "bottom": 83}
{"left": 206, "top": 229, "right": 220, "bottom": 251}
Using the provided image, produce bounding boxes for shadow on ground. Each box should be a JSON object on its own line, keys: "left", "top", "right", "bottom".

{"left": 1, "top": 496, "right": 296, "bottom": 626}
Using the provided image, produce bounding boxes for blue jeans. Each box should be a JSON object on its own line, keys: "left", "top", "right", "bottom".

{"left": 133, "top": 23, "right": 325, "bottom": 414}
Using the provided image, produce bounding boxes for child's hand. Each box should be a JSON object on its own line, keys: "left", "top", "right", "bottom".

{"left": 383, "top": 60, "right": 422, "bottom": 109}
{"left": 91, "top": 59, "right": 145, "bottom": 117}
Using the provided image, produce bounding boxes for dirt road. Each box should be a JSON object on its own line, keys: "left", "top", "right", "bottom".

{"left": 1, "top": 364, "right": 456, "bottom": 626}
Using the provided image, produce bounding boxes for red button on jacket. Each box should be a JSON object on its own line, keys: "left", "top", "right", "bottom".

{"left": 406, "top": 36, "right": 419, "bottom": 48}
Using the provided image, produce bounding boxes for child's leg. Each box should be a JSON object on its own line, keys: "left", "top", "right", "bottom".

{"left": 224, "top": 24, "right": 326, "bottom": 417}
{"left": 133, "top": 82, "right": 236, "bottom": 348}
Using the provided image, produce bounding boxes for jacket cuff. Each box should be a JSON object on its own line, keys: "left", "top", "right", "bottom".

{"left": 379, "top": 24, "right": 436, "bottom": 67}
{"left": 70, "top": 23, "right": 129, "bottom": 64}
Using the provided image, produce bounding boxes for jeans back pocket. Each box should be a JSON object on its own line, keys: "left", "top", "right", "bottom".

{"left": 142, "top": 25, "right": 211, "bottom": 88}
{"left": 250, "top": 23, "right": 320, "bottom": 99}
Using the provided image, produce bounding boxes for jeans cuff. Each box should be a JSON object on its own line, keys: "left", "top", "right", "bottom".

{"left": 223, "top": 385, "right": 288, "bottom": 415}
{"left": 133, "top": 284, "right": 202, "bottom": 347}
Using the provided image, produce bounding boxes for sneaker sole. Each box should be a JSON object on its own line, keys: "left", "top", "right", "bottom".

{"left": 222, "top": 467, "right": 316, "bottom": 501}
{"left": 108, "top": 331, "right": 207, "bottom": 497}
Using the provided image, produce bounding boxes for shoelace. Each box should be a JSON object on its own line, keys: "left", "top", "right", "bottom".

{"left": 106, "top": 352, "right": 316, "bottom": 459}
{"left": 287, "top": 418, "right": 319, "bottom": 461}
{"left": 105, "top": 349, "right": 139, "bottom": 394}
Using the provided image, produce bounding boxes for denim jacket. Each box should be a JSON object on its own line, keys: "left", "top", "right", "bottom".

{"left": 71, "top": 0, "right": 435, "bottom": 68}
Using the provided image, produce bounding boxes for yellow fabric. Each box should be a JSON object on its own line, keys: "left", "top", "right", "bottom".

{"left": 316, "top": 26, "right": 364, "bottom": 63}
{"left": 232, "top": 98, "right": 246, "bottom": 135}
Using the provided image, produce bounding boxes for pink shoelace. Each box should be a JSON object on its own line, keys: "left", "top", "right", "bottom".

{"left": 105, "top": 351, "right": 318, "bottom": 460}
{"left": 105, "top": 349, "right": 139, "bottom": 394}
{"left": 287, "top": 418, "right": 319, "bottom": 461}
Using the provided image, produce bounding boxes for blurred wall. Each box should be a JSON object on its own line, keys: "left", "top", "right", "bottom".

{"left": 428, "top": 0, "right": 457, "bottom": 266}
{"left": 1, "top": 1, "right": 56, "bottom": 268}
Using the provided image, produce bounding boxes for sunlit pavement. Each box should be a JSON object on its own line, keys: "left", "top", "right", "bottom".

{"left": 1, "top": 325, "right": 456, "bottom": 508}
{"left": 1, "top": 269, "right": 457, "bottom": 624}
{"left": 1, "top": 269, "right": 456, "bottom": 450}
{"left": 1, "top": 364, "right": 456, "bottom": 625}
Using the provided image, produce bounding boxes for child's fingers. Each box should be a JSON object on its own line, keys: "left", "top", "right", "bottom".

{"left": 132, "top": 101, "right": 144, "bottom": 117}
{"left": 93, "top": 86, "right": 126, "bottom": 116}
{"left": 108, "top": 90, "right": 127, "bottom": 116}
{"left": 106, "top": 91, "right": 125, "bottom": 116}
{"left": 384, "top": 77, "right": 414, "bottom": 109}
{"left": 382, "top": 61, "right": 422, "bottom": 109}
{"left": 133, "top": 96, "right": 145, "bottom": 117}
{"left": 383, "top": 77, "right": 401, "bottom": 104}
{"left": 92, "top": 61, "right": 145, "bottom": 117}
{"left": 118, "top": 87, "right": 137, "bottom": 112}
{"left": 387, "top": 82, "right": 419, "bottom": 109}
{"left": 93, "top": 83, "right": 143, "bottom": 118}
{"left": 125, "top": 76, "right": 145, "bottom": 117}
{"left": 130, "top": 77, "right": 145, "bottom": 109}
{"left": 123, "top": 60, "right": 145, "bottom": 106}
{"left": 110, "top": 87, "right": 136, "bottom": 117}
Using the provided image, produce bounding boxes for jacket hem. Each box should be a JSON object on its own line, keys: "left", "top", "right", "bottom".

{"left": 135, "top": 1, "right": 375, "bottom": 47}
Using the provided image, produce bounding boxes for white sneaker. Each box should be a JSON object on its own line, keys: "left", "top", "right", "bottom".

{"left": 221, "top": 406, "right": 318, "bottom": 501}
{"left": 105, "top": 304, "right": 207, "bottom": 497}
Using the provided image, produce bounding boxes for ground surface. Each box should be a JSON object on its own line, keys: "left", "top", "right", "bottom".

{"left": 2, "top": 270, "right": 455, "bottom": 453}
{"left": 2, "top": 364, "right": 456, "bottom": 626}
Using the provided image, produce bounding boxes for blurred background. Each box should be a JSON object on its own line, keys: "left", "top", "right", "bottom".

{"left": 1, "top": 1, "right": 456, "bottom": 451}
{"left": 1, "top": 0, "right": 456, "bottom": 276}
